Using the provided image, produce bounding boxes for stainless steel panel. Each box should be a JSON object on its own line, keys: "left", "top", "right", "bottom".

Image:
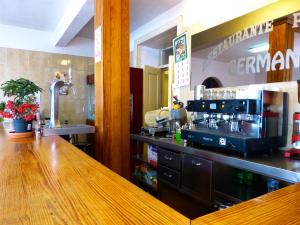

{"left": 131, "top": 134, "right": 300, "bottom": 183}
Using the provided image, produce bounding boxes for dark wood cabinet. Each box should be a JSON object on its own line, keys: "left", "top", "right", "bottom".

{"left": 131, "top": 136, "right": 294, "bottom": 218}
{"left": 130, "top": 68, "right": 143, "bottom": 134}
{"left": 156, "top": 147, "right": 215, "bottom": 218}
{"left": 158, "top": 182, "right": 213, "bottom": 219}
{"left": 181, "top": 154, "right": 213, "bottom": 205}
{"left": 158, "top": 165, "right": 181, "bottom": 188}
{"left": 86, "top": 74, "right": 94, "bottom": 85}
{"left": 158, "top": 148, "right": 181, "bottom": 170}
{"left": 129, "top": 68, "right": 144, "bottom": 182}
{"left": 157, "top": 147, "right": 214, "bottom": 206}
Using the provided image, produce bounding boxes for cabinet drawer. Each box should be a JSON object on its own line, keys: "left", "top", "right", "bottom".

{"left": 158, "top": 148, "right": 181, "bottom": 170}
{"left": 158, "top": 165, "right": 180, "bottom": 187}
{"left": 182, "top": 154, "right": 213, "bottom": 203}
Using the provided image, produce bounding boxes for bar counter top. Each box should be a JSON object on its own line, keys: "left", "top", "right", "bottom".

{"left": 2, "top": 126, "right": 300, "bottom": 225}
{"left": 192, "top": 182, "right": 300, "bottom": 225}
{"left": 0, "top": 127, "right": 189, "bottom": 225}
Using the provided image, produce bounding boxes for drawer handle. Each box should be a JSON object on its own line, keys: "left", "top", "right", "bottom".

{"left": 164, "top": 155, "right": 173, "bottom": 161}
{"left": 163, "top": 172, "right": 173, "bottom": 178}
{"left": 192, "top": 161, "right": 202, "bottom": 166}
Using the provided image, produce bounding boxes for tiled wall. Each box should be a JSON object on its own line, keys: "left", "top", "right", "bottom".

{"left": 0, "top": 47, "right": 94, "bottom": 124}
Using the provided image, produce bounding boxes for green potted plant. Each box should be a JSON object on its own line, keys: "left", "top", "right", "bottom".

{"left": 0, "top": 78, "right": 42, "bottom": 133}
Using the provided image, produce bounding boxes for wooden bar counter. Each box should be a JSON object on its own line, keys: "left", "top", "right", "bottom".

{"left": 0, "top": 127, "right": 189, "bottom": 225}
{"left": 193, "top": 182, "right": 300, "bottom": 224}
{"left": 1, "top": 126, "right": 300, "bottom": 225}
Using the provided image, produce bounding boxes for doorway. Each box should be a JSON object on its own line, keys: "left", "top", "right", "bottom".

{"left": 136, "top": 27, "right": 177, "bottom": 126}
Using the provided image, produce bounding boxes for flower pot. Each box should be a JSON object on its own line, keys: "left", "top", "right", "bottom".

{"left": 13, "top": 119, "right": 32, "bottom": 133}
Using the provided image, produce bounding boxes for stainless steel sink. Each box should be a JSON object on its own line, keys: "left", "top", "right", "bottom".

{"left": 42, "top": 124, "right": 95, "bottom": 136}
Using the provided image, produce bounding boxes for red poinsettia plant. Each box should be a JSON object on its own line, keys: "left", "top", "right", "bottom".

{"left": 0, "top": 78, "right": 42, "bottom": 122}
{"left": 0, "top": 97, "right": 39, "bottom": 121}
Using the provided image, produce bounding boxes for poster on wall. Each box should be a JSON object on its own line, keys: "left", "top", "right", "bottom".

{"left": 95, "top": 26, "right": 102, "bottom": 63}
{"left": 173, "top": 32, "right": 190, "bottom": 88}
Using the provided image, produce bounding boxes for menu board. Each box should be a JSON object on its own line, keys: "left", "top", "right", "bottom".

{"left": 173, "top": 32, "right": 190, "bottom": 88}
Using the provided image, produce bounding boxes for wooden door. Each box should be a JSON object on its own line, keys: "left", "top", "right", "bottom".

{"left": 130, "top": 68, "right": 143, "bottom": 133}
{"left": 143, "top": 65, "right": 162, "bottom": 124}
{"left": 168, "top": 56, "right": 174, "bottom": 109}
{"left": 162, "top": 69, "right": 169, "bottom": 107}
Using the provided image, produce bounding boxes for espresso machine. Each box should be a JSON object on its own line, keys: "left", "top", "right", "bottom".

{"left": 181, "top": 90, "right": 288, "bottom": 157}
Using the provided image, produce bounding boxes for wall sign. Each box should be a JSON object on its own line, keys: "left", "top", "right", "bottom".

{"left": 95, "top": 26, "right": 102, "bottom": 63}
{"left": 191, "top": 8, "right": 300, "bottom": 88}
{"left": 208, "top": 20, "right": 273, "bottom": 60}
{"left": 207, "top": 12, "right": 300, "bottom": 75}
{"left": 173, "top": 32, "right": 190, "bottom": 88}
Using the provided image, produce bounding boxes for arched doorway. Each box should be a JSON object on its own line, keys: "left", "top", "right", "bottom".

{"left": 202, "top": 77, "right": 223, "bottom": 88}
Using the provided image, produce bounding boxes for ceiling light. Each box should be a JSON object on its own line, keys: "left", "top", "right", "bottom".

{"left": 248, "top": 43, "right": 269, "bottom": 53}
{"left": 61, "top": 59, "right": 70, "bottom": 66}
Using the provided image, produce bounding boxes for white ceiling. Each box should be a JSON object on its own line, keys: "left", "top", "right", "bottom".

{"left": 0, "top": 0, "right": 72, "bottom": 31}
{"left": 0, "top": 0, "right": 184, "bottom": 34}
{"left": 77, "top": 0, "right": 183, "bottom": 41}
{"left": 78, "top": 18, "right": 94, "bottom": 39}
{"left": 130, "top": 0, "right": 183, "bottom": 32}
{"left": 0, "top": 0, "right": 183, "bottom": 49}
{"left": 141, "top": 27, "right": 177, "bottom": 49}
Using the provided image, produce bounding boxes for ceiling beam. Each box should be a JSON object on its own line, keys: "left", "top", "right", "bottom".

{"left": 53, "top": 0, "right": 94, "bottom": 47}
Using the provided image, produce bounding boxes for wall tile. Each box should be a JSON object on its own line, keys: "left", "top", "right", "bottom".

{"left": 0, "top": 47, "right": 93, "bottom": 124}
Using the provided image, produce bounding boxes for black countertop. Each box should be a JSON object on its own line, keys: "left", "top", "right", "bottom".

{"left": 131, "top": 134, "right": 300, "bottom": 183}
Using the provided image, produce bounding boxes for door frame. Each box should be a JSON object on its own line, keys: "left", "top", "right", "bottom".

{"left": 133, "top": 17, "right": 182, "bottom": 111}
{"left": 133, "top": 16, "right": 182, "bottom": 68}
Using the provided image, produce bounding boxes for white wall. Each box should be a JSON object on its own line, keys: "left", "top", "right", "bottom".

{"left": 140, "top": 46, "right": 161, "bottom": 68}
{"left": 191, "top": 57, "right": 261, "bottom": 88}
{"left": 183, "top": 0, "right": 277, "bottom": 35}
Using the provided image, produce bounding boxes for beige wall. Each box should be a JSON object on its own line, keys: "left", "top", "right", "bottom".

{"left": 0, "top": 47, "right": 94, "bottom": 124}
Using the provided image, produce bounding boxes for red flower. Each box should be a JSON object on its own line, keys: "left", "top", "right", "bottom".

{"left": 0, "top": 100, "right": 39, "bottom": 121}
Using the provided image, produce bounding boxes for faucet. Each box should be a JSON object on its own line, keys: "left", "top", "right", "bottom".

{"left": 49, "top": 67, "right": 73, "bottom": 128}
{"left": 49, "top": 80, "right": 65, "bottom": 128}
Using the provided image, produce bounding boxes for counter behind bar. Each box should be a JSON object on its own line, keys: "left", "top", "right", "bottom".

{"left": 131, "top": 134, "right": 300, "bottom": 183}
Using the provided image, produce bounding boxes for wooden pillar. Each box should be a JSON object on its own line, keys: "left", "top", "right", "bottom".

{"left": 267, "top": 17, "right": 294, "bottom": 83}
{"left": 94, "top": 0, "right": 130, "bottom": 178}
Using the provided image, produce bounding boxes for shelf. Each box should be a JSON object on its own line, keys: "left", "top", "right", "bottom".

{"left": 215, "top": 190, "right": 242, "bottom": 204}
{"left": 215, "top": 183, "right": 266, "bottom": 203}
{"left": 131, "top": 155, "right": 157, "bottom": 169}
{"left": 133, "top": 175, "right": 158, "bottom": 194}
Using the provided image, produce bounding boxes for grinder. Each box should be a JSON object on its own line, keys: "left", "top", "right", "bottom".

{"left": 284, "top": 112, "right": 300, "bottom": 158}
